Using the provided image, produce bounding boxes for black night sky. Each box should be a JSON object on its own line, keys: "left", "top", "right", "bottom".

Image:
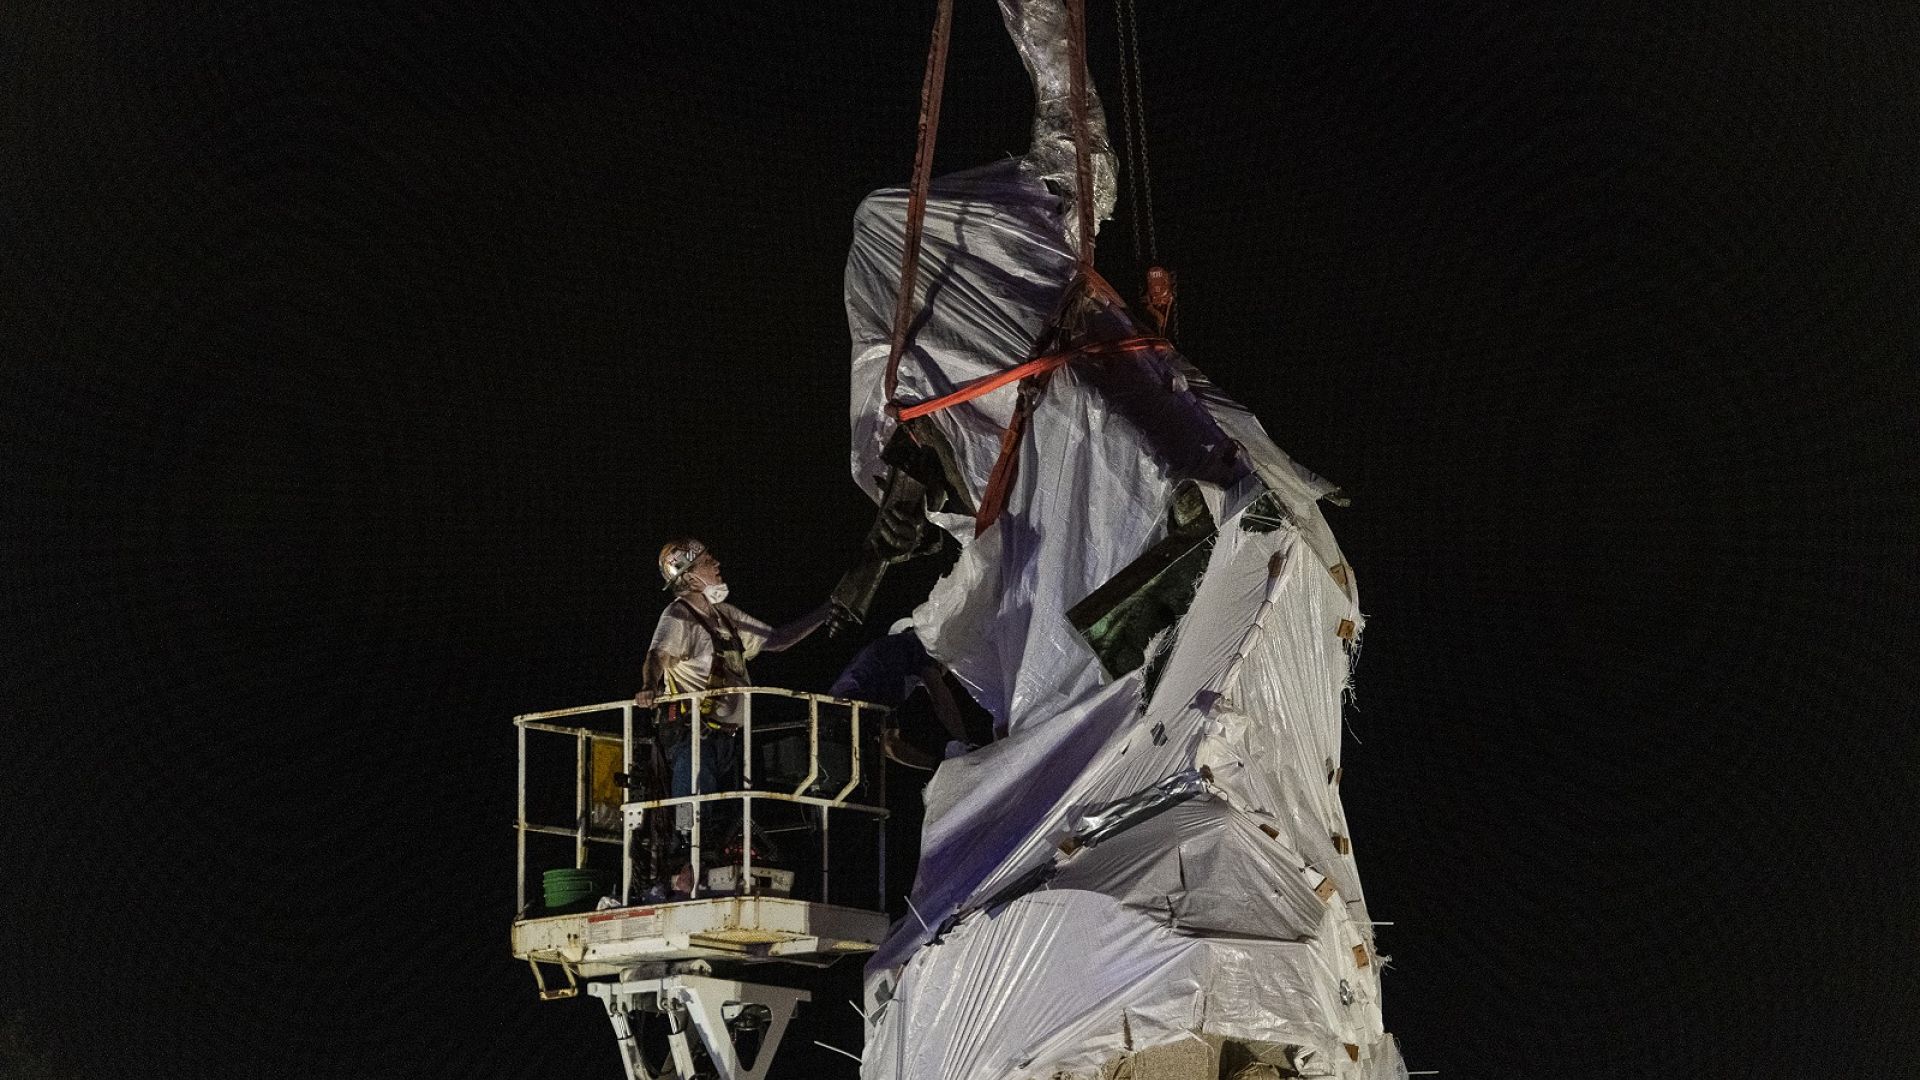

{"left": 4, "top": 3, "right": 1917, "bottom": 1078}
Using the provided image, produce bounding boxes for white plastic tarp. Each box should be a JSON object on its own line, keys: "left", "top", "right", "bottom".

{"left": 842, "top": 4, "right": 1400, "bottom": 1075}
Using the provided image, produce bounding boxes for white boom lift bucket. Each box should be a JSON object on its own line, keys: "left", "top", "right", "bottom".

{"left": 512, "top": 688, "right": 893, "bottom": 1080}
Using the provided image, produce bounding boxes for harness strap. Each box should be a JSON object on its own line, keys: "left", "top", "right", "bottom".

{"left": 673, "top": 598, "right": 750, "bottom": 688}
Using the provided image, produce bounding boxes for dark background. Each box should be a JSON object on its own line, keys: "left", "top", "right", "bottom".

{"left": 4, "top": 2, "right": 1916, "bottom": 1077}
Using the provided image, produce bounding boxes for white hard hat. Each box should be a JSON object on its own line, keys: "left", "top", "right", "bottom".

{"left": 658, "top": 538, "right": 706, "bottom": 591}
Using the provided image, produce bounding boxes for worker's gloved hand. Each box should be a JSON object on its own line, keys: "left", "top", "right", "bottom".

{"left": 633, "top": 689, "right": 657, "bottom": 708}
{"left": 824, "top": 602, "right": 861, "bottom": 638}
{"left": 875, "top": 495, "right": 926, "bottom": 559}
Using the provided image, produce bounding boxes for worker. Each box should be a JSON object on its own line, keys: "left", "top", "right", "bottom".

{"left": 635, "top": 538, "right": 833, "bottom": 846}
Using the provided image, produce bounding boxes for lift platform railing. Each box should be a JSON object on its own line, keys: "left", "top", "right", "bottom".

{"left": 514, "top": 688, "right": 889, "bottom": 918}
{"left": 514, "top": 700, "right": 635, "bottom": 918}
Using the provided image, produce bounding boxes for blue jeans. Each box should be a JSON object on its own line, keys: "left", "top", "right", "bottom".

{"left": 667, "top": 732, "right": 737, "bottom": 836}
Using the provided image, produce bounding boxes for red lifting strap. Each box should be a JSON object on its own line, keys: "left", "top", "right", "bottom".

{"left": 883, "top": 0, "right": 956, "bottom": 408}
{"left": 896, "top": 336, "right": 1171, "bottom": 421}
{"left": 963, "top": 335, "right": 1170, "bottom": 533}
{"left": 886, "top": 0, "right": 1105, "bottom": 531}
{"left": 973, "top": 390, "right": 1034, "bottom": 534}
{"left": 885, "top": 0, "right": 1099, "bottom": 408}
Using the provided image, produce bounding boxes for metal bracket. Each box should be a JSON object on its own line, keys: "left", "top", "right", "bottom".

{"left": 528, "top": 956, "right": 580, "bottom": 1001}
{"left": 590, "top": 974, "right": 809, "bottom": 1080}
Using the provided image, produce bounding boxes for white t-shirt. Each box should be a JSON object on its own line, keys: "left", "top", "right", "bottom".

{"left": 648, "top": 600, "right": 774, "bottom": 693}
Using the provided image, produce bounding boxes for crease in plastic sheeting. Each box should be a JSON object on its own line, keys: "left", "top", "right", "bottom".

{"left": 867, "top": 891, "right": 1201, "bottom": 1080}
{"left": 1199, "top": 540, "right": 1299, "bottom": 717}
{"left": 1366, "top": 1033, "right": 1413, "bottom": 1080}
{"left": 1171, "top": 356, "right": 1339, "bottom": 510}
{"left": 863, "top": 516, "right": 1389, "bottom": 1071}
{"left": 1062, "top": 523, "right": 1301, "bottom": 810}
{"left": 1026, "top": 527, "right": 1338, "bottom": 908}
{"left": 1223, "top": 548, "right": 1371, "bottom": 910}
{"left": 1050, "top": 800, "right": 1335, "bottom": 942}
{"left": 993, "top": 0, "right": 1118, "bottom": 251}
{"left": 1175, "top": 357, "right": 1356, "bottom": 598}
{"left": 869, "top": 896, "right": 1378, "bottom": 1080}
{"left": 846, "top": 161, "right": 1076, "bottom": 503}
{"left": 1074, "top": 343, "right": 1251, "bottom": 494}
{"left": 922, "top": 535, "right": 1295, "bottom": 946}
{"left": 886, "top": 523, "right": 1341, "bottom": 937}
{"left": 1070, "top": 482, "right": 1216, "bottom": 684}
{"left": 1191, "top": 941, "right": 1360, "bottom": 1061}
{"left": 916, "top": 380, "right": 1178, "bottom": 732}
{"left": 920, "top": 527, "right": 1296, "bottom": 922}
{"left": 874, "top": 672, "right": 1145, "bottom": 971}
{"left": 1066, "top": 768, "right": 1208, "bottom": 850}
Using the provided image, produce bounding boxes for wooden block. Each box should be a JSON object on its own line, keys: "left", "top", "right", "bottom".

{"left": 1329, "top": 766, "right": 1343, "bottom": 787}
{"left": 1259, "top": 823, "right": 1280, "bottom": 840}
{"left": 1352, "top": 943, "right": 1370, "bottom": 968}
{"left": 1328, "top": 562, "right": 1349, "bottom": 588}
{"left": 1331, "top": 834, "right": 1351, "bottom": 855}
{"left": 1126, "top": 1035, "right": 1214, "bottom": 1080}
{"left": 1314, "top": 877, "right": 1337, "bottom": 903}
{"left": 1335, "top": 618, "right": 1355, "bottom": 640}
{"left": 1344, "top": 1044, "right": 1360, "bottom": 1062}
{"left": 1057, "top": 835, "right": 1082, "bottom": 855}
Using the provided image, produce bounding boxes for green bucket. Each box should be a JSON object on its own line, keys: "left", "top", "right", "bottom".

{"left": 542, "top": 868, "right": 602, "bottom": 911}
